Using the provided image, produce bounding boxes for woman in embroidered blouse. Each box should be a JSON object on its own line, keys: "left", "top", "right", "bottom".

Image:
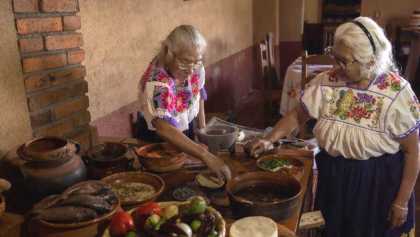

{"left": 247, "top": 17, "right": 419, "bottom": 237}
{"left": 137, "top": 25, "right": 231, "bottom": 180}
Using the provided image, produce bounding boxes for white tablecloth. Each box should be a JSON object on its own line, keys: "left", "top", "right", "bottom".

{"left": 280, "top": 58, "right": 333, "bottom": 115}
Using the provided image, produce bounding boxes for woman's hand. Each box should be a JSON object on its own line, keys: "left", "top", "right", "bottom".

{"left": 388, "top": 202, "right": 408, "bottom": 228}
{"left": 244, "top": 138, "right": 273, "bottom": 158}
{"left": 202, "top": 152, "right": 232, "bottom": 181}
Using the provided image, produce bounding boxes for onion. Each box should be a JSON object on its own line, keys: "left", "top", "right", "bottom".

{"left": 176, "top": 222, "right": 192, "bottom": 237}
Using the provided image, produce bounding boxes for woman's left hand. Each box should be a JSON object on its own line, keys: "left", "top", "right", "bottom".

{"left": 388, "top": 202, "right": 408, "bottom": 228}
{"left": 202, "top": 152, "right": 232, "bottom": 181}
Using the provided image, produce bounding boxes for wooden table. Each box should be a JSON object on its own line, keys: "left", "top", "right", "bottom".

{"left": 1, "top": 137, "right": 314, "bottom": 237}
{"left": 158, "top": 150, "right": 314, "bottom": 234}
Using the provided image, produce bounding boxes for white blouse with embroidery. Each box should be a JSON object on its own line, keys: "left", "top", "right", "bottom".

{"left": 301, "top": 70, "right": 420, "bottom": 160}
{"left": 138, "top": 60, "right": 206, "bottom": 132}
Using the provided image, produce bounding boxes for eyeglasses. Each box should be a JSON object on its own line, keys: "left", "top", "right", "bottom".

{"left": 173, "top": 53, "right": 203, "bottom": 71}
{"left": 324, "top": 46, "right": 358, "bottom": 70}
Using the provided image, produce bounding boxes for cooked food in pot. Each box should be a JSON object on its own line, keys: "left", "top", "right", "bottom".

{"left": 234, "top": 184, "right": 297, "bottom": 203}
{"left": 111, "top": 182, "right": 156, "bottom": 202}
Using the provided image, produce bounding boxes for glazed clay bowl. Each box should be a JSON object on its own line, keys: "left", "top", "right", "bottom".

{"left": 21, "top": 137, "right": 79, "bottom": 162}
{"left": 83, "top": 142, "right": 134, "bottom": 179}
{"left": 197, "top": 125, "right": 238, "bottom": 153}
{"left": 256, "top": 155, "right": 304, "bottom": 181}
{"left": 226, "top": 171, "right": 302, "bottom": 221}
{"left": 101, "top": 171, "right": 165, "bottom": 206}
{"left": 135, "top": 143, "right": 187, "bottom": 173}
{"left": 36, "top": 180, "right": 120, "bottom": 229}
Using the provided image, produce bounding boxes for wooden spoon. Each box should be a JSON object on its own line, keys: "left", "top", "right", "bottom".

{"left": 0, "top": 179, "right": 11, "bottom": 193}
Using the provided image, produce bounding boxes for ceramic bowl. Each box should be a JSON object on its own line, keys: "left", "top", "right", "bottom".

{"left": 101, "top": 171, "right": 165, "bottom": 206}
{"left": 256, "top": 155, "right": 304, "bottom": 180}
{"left": 135, "top": 143, "right": 187, "bottom": 173}
{"left": 226, "top": 171, "right": 302, "bottom": 221}
{"left": 36, "top": 180, "right": 120, "bottom": 229}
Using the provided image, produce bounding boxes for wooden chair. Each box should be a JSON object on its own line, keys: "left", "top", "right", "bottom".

{"left": 258, "top": 33, "right": 281, "bottom": 126}
{"left": 322, "top": 25, "right": 336, "bottom": 50}
{"left": 301, "top": 50, "right": 336, "bottom": 89}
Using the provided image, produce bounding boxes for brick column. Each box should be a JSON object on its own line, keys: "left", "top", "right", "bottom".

{"left": 13, "top": 0, "right": 93, "bottom": 149}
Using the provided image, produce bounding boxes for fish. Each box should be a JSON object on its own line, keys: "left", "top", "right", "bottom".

{"left": 58, "top": 194, "right": 112, "bottom": 214}
{"left": 69, "top": 183, "right": 105, "bottom": 195}
{"left": 35, "top": 206, "right": 97, "bottom": 223}
{"left": 94, "top": 187, "right": 118, "bottom": 205}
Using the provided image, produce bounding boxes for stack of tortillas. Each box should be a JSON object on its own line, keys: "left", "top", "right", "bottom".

{"left": 230, "top": 216, "right": 278, "bottom": 237}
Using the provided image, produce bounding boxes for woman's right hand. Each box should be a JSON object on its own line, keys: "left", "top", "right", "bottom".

{"left": 245, "top": 138, "right": 273, "bottom": 158}
{"left": 202, "top": 152, "right": 232, "bottom": 181}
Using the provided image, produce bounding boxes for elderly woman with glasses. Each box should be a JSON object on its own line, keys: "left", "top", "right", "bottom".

{"left": 137, "top": 25, "right": 231, "bottom": 180}
{"left": 246, "top": 17, "right": 419, "bottom": 237}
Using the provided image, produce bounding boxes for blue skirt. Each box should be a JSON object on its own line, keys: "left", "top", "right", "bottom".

{"left": 315, "top": 150, "right": 415, "bottom": 237}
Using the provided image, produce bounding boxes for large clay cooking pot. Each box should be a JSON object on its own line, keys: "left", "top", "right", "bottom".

{"left": 83, "top": 142, "right": 135, "bottom": 179}
{"left": 17, "top": 137, "right": 87, "bottom": 198}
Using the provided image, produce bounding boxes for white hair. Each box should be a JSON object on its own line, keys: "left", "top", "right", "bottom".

{"left": 334, "top": 16, "right": 397, "bottom": 76}
{"left": 159, "top": 25, "right": 207, "bottom": 63}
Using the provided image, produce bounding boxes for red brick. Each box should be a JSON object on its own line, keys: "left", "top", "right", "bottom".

{"left": 19, "top": 37, "right": 43, "bottom": 53}
{"left": 67, "top": 49, "right": 84, "bottom": 64}
{"left": 22, "top": 53, "right": 66, "bottom": 73}
{"left": 24, "top": 66, "right": 86, "bottom": 92}
{"left": 13, "top": 0, "right": 38, "bottom": 13}
{"left": 41, "top": 0, "right": 78, "bottom": 13}
{"left": 63, "top": 15, "right": 81, "bottom": 31}
{"left": 30, "top": 110, "right": 53, "bottom": 128}
{"left": 24, "top": 73, "right": 50, "bottom": 92}
{"left": 28, "top": 81, "right": 87, "bottom": 111}
{"left": 16, "top": 17, "right": 62, "bottom": 34}
{"left": 28, "top": 89, "right": 67, "bottom": 111}
{"left": 53, "top": 95, "right": 89, "bottom": 119}
{"left": 49, "top": 66, "right": 86, "bottom": 84}
{"left": 33, "top": 110, "right": 90, "bottom": 137}
{"left": 67, "top": 125, "right": 92, "bottom": 150}
{"left": 34, "top": 119, "right": 74, "bottom": 137}
{"left": 45, "top": 33, "right": 82, "bottom": 50}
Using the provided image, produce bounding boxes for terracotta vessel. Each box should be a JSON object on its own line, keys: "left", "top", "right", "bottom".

{"left": 17, "top": 137, "right": 87, "bottom": 198}
{"left": 135, "top": 143, "right": 187, "bottom": 173}
{"left": 101, "top": 171, "right": 165, "bottom": 207}
{"left": 83, "top": 142, "right": 135, "bottom": 179}
{"left": 226, "top": 171, "right": 302, "bottom": 221}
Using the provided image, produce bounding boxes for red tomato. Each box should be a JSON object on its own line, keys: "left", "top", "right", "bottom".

{"left": 132, "top": 202, "right": 161, "bottom": 229}
{"left": 135, "top": 202, "right": 161, "bottom": 216}
{"left": 109, "top": 211, "right": 135, "bottom": 237}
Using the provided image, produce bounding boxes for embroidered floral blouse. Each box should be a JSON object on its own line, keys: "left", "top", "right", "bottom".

{"left": 301, "top": 70, "right": 420, "bottom": 160}
{"left": 138, "top": 59, "right": 207, "bottom": 132}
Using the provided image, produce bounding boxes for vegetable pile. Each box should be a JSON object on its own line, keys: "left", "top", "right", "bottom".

{"left": 109, "top": 196, "right": 221, "bottom": 237}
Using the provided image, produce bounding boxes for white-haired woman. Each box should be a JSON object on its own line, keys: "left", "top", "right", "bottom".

{"left": 137, "top": 25, "right": 231, "bottom": 180}
{"left": 246, "top": 17, "right": 419, "bottom": 236}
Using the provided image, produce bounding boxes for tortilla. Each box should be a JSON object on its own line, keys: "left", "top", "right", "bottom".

{"left": 230, "top": 216, "right": 278, "bottom": 237}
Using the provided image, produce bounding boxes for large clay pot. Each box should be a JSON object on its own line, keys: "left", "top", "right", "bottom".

{"left": 83, "top": 142, "right": 135, "bottom": 179}
{"left": 17, "top": 137, "right": 87, "bottom": 198}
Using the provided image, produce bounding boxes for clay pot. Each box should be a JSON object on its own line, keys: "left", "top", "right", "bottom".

{"left": 226, "top": 171, "right": 302, "bottom": 221}
{"left": 101, "top": 171, "right": 165, "bottom": 207}
{"left": 135, "top": 143, "right": 187, "bottom": 173}
{"left": 83, "top": 142, "right": 135, "bottom": 179}
{"left": 17, "top": 137, "right": 87, "bottom": 198}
